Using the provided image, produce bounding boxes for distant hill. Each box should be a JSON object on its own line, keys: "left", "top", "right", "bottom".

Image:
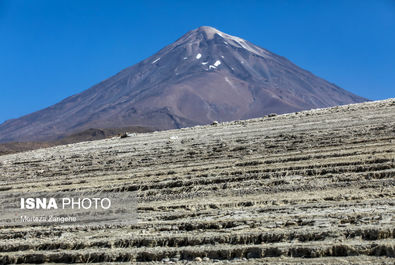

{"left": 0, "top": 26, "right": 367, "bottom": 143}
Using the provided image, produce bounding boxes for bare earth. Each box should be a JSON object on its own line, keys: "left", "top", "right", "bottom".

{"left": 0, "top": 99, "right": 394, "bottom": 264}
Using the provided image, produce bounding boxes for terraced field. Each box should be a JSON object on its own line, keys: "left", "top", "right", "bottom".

{"left": 0, "top": 99, "right": 394, "bottom": 264}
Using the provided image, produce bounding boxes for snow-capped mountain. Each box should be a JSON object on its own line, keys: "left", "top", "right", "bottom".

{"left": 0, "top": 26, "right": 367, "bottom": 142}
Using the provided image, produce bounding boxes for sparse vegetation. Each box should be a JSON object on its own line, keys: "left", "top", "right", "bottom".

{"left": 0, "top": 99, "right": 394, "bottom": 264}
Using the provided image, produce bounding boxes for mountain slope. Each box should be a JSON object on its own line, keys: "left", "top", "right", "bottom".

{"left": 0, "top": 26, "right": 367, "bottom": 142}
{"left": 0, "top": 126, "right": 152, "bottom": 156}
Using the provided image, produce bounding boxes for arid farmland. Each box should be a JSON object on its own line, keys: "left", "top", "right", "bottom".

{"left": 0, "top": 99, "right": 394, "bottom": 264}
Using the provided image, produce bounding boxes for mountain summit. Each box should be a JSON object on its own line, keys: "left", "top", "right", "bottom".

{"left": 0, "top": 26, "right": 367, "bottom": 142}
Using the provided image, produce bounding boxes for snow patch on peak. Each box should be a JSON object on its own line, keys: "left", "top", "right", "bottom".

{"left": 152, "top": 58, "right": 160, "bottom": 64}
{"left": 225, "top": 77, "right": 235, "bottom": 88}
{"left": 213, "top": 30, "right": 265, "bottom": 57}
{"left": 206, "top": 60, "right": 221, "bottom": 70}
{"left": 196, "top": 53, "right": 202, "bottom": 59}
{"left": 184, "top": 26, "right": 267, "bottom": 58}
{"left": 201, "top": 62, "right": 208, "bottom": 65}
{"left": 198, "top": 26, "right": 223, "bottom": 39}
{"left": 230, "top": 37, "right": 263, "bottom": 55}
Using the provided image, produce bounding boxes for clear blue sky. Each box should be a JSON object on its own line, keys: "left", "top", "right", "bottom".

{"left": 0, "top": 0, "right": 394, "bottom": 124}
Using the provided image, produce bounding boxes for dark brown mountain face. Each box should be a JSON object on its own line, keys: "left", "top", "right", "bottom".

{"left": 0, "top": 126, "right": 153, "bottom": 156}
{"left": 0, "top": 26, "right": 367, "bottom": 143}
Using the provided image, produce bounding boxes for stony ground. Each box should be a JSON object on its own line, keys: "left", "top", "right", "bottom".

{"left": 0, "top": 99, "right": 394, "bottom": 264}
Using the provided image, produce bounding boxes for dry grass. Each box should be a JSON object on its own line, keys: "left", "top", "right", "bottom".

{"left": 0, "top": 99, "right": 394, "bottom": 264}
